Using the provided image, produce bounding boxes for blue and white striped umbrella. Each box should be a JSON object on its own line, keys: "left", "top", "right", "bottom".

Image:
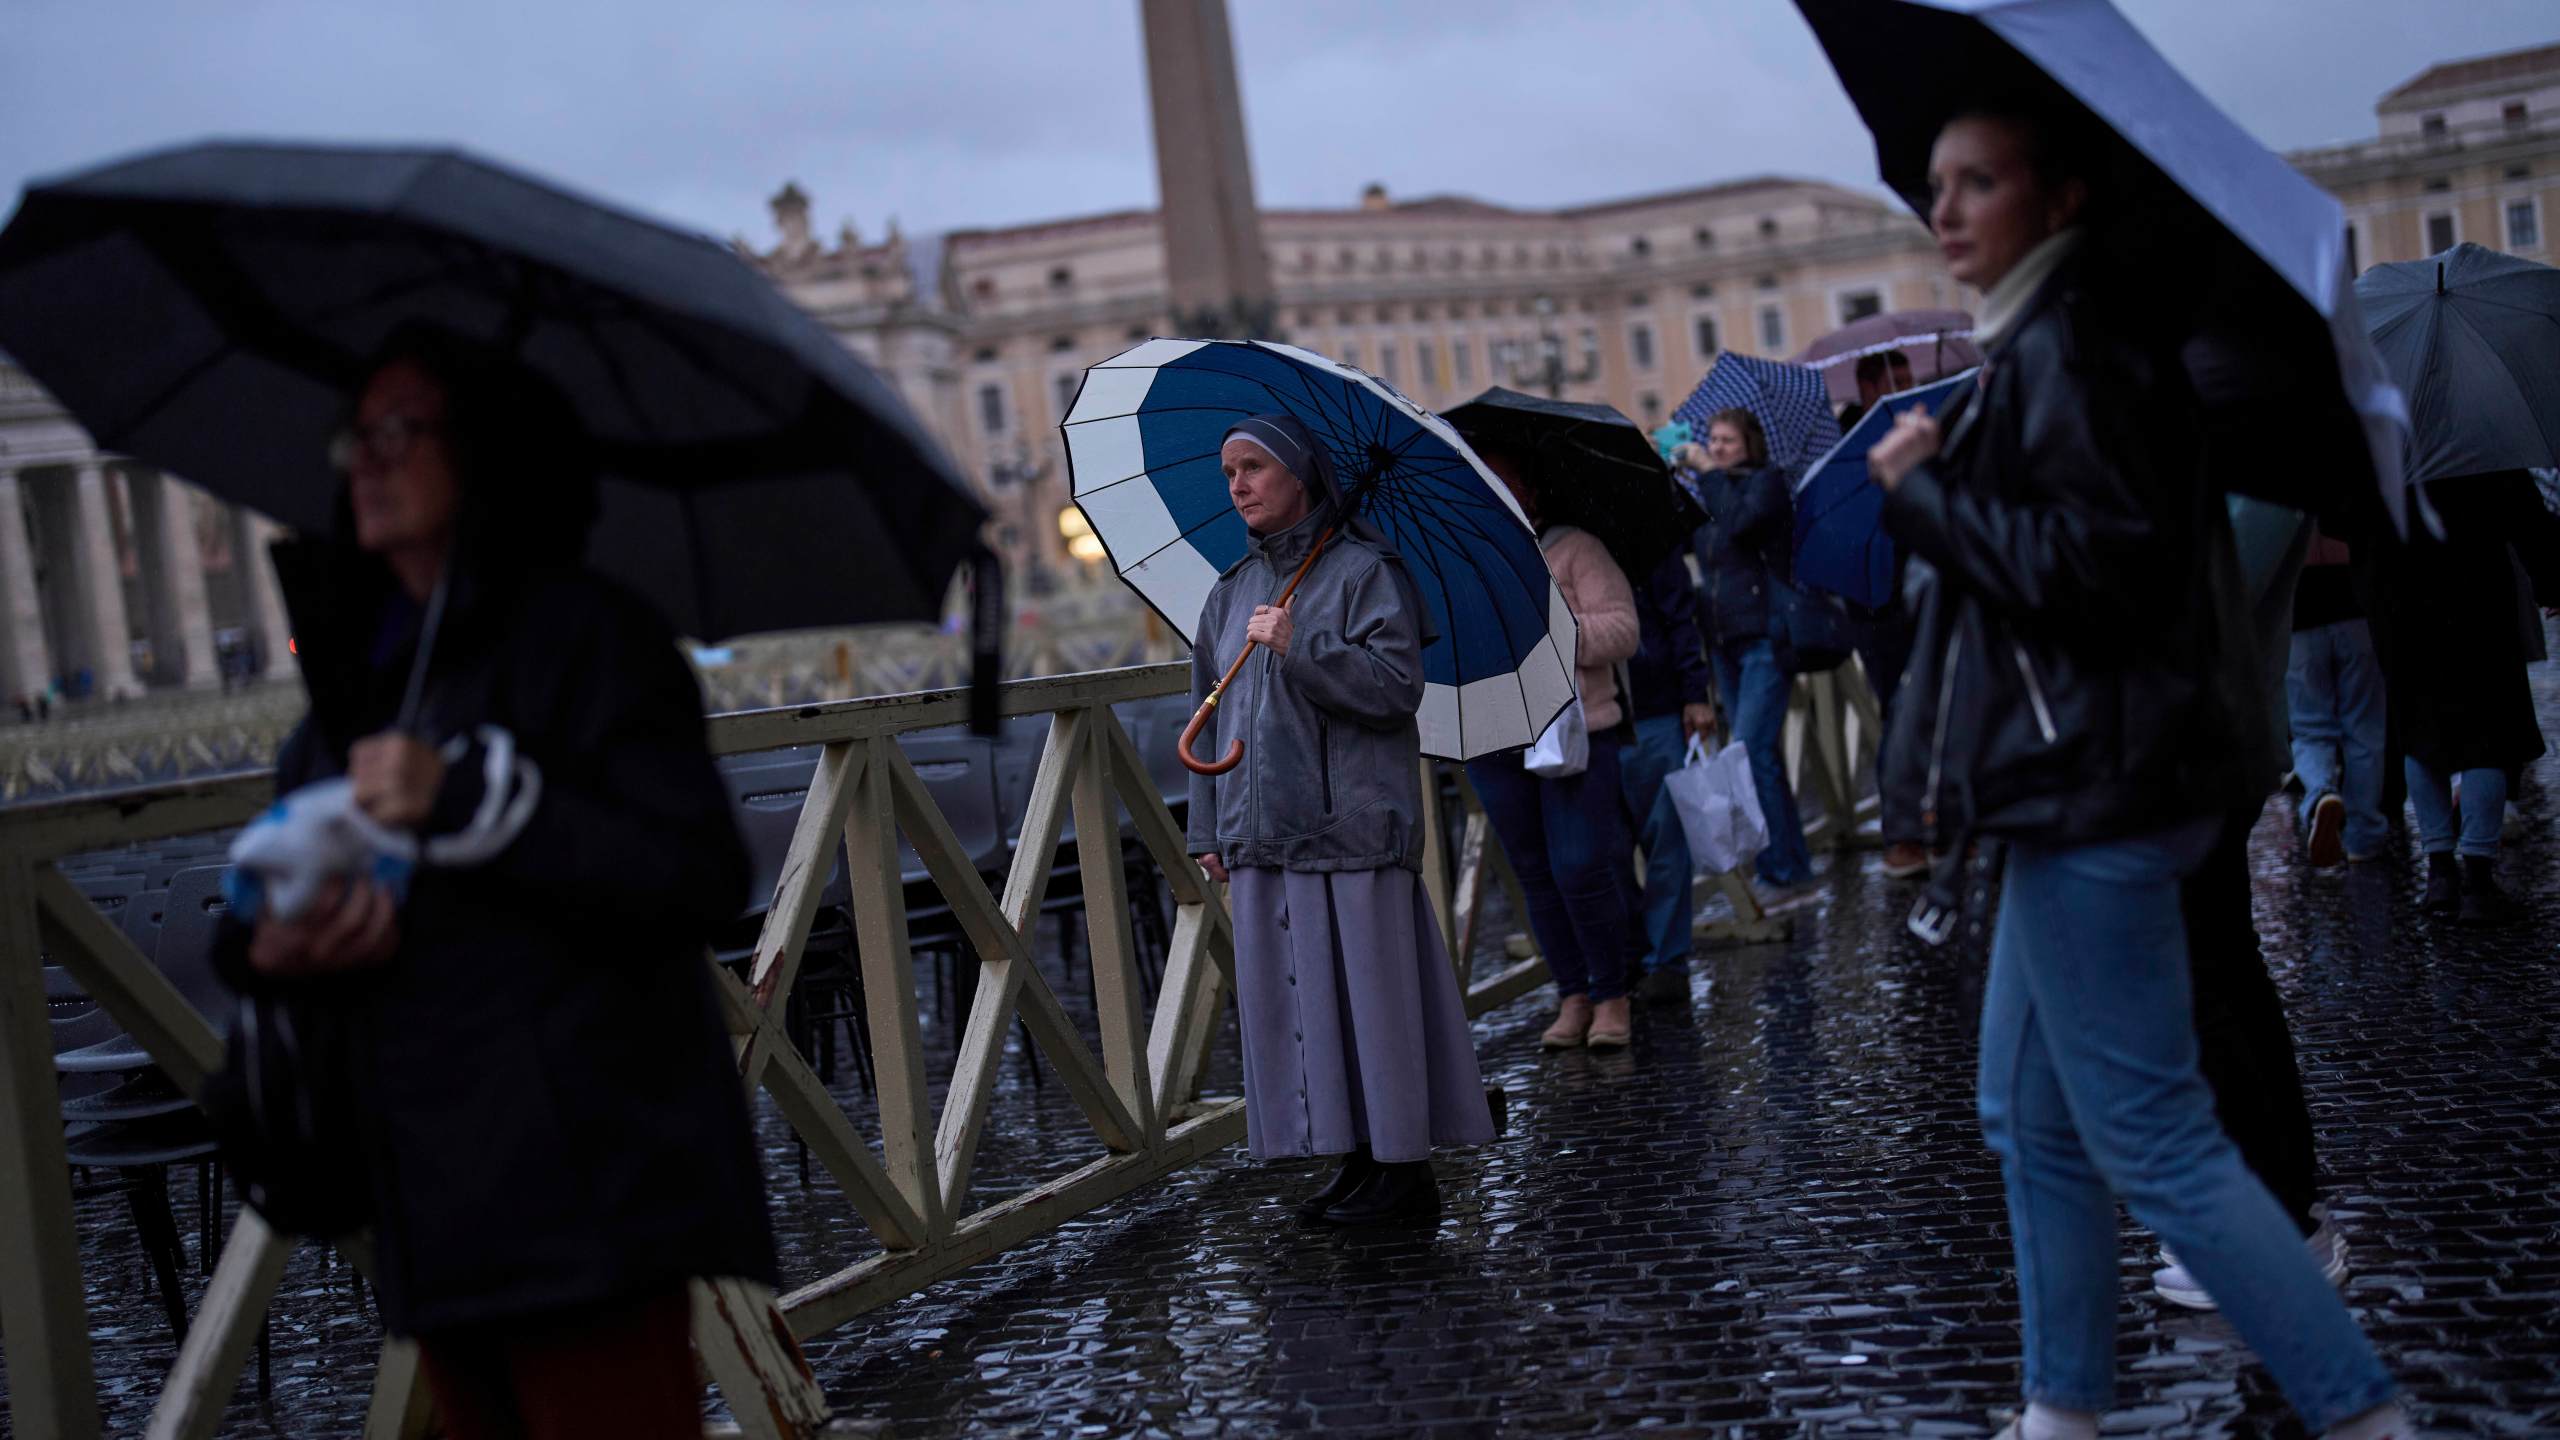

{"left": 1062, "top": 337, "right": 1577, "bottom": 761}
{"left": 1673, "top": 351, "right": 1843, "bottom": 476}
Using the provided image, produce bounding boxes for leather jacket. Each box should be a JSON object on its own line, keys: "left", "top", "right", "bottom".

{"left": 1881, "top": 254, "right": 2265, "bottom": 873}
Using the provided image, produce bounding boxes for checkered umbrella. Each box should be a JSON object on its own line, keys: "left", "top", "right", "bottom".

{"left": 1672, "top": 352, "right": 1843, "bottom": 477}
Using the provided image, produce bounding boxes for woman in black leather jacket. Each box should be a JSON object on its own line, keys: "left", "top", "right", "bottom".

{"left": 1865, "top": 109, "right": 2403, "bottom": 1440}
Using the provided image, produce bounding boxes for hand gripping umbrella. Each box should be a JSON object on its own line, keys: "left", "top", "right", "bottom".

{"left": 0, "top": 141, "right": 999, "bottom": 719}
{"left": 1062, "top": 339, "right": 1577, "bottom": 772}
{"left": 2355, "top": 243, "right": 2560, "bottom": 486}
{"left": 1793, "top": 0, "right": 2409, "bottom": 526}
{"left": 1792, "top": 368, "right": 1977, "bottom": 606}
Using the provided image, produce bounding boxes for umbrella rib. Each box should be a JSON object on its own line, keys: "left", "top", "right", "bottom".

{"left": 1070, "top": 444, "right": 1230, "bottom": 498}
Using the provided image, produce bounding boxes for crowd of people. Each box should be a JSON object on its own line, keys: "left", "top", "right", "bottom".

{"left": 1178, "top": 90, "right": 2560, "bottom": 1440}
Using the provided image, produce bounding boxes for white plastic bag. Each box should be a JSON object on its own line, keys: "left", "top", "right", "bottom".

{"left": 1666, "top": 734, "right": 1768, "bottom": 875}
{"left": 1524, "top": 697, "right": 1589, "bottom": 778}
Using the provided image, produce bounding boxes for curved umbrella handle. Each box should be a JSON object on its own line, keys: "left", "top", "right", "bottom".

{"left": 1178, "top": 693, "right": 1243, "bottom": 776}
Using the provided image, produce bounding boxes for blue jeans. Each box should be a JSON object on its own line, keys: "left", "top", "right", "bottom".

{"left": 2287, "top": 620, "right": 2388, "bottom": 856}
{"left": 1980, "top": 821, "right": 2396, "bottom": 1427}
{"left": 1709, "top": 638, "right": 1812, "bottom": 886}
{"left": 2406, "top": 758, "right": 2506, "bottom": 858}
{"left": 1468, "top": 732, "right": 1632, "bottom": 1003}
{"left": 1617, "top": 714, "right": 1693, "bottom": 974}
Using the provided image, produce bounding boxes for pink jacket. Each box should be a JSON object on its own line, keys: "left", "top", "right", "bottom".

{"left": 1540, "top": 526, "right": 1640, "bottom": 732}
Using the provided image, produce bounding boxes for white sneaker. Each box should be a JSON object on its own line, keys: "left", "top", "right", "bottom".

{"left": 2153, "top": 1220, "right": 2347, "bottom": 1311}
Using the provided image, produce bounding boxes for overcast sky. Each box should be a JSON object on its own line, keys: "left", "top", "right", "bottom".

{"left": 3, "top": 2, "right": 2553, "bottom": 248}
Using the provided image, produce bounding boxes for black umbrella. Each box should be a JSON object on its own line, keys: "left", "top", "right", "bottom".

{"left": 2356, "top": 243, "right": 2560, "bottom": 485}
{"left": 0, "top": 141, "right": 990, "bottom": 652}
{"left": 1442, "top": 387, "right": 1698, "bottom": 578}
{"left": 1793, "top": 0, "right": 2408, "bottom": 526}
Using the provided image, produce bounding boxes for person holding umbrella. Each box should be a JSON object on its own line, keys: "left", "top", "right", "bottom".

{"left": 1678, "top": 411, "right": 1817, "bottom": 906}
{"left": 1862, "top": 104, "right": 2405, "bottom": 1440}
{"left": 1186, "top": 413, "right": 1494, "bottom": 1226}
{"left": 232, "top": 328, "right": 773, "bottom": 1436}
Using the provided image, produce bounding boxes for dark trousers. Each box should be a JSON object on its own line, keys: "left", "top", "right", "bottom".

{"left": 1468, "top": 732, "right": 1633, "bottom": 1003}
{"left": 2178, "top": 804, "right": 2321, "bottom": 1235}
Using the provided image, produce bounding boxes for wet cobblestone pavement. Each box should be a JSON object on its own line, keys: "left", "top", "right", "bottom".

{"left": 21, "top": 653, "right": 2560, "bottom": 1437}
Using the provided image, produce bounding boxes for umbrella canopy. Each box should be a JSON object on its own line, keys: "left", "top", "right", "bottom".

{"left": 1792, "top": 369, "right": 1977, "bottom": 607}
{"left": 2355, "top": 243, "right": 2560, "bottom": 485}
{"left": 1442, "top": 387, "right": 1698, "bottom": 579}
{"left": 1793, "top": 0, "right": 2408, "bottom": 526}
{"left": 1672, "top": 352, "right": 1843, "bottom": 476}
{"left": 1791, "top": 308, "right": 1982, "bottom": 406}
{"left": 1062, "top": 338, "right": 1576, "bottom": 761}
{"left": 0, "top": 141, "right": 984, "bottom": 642}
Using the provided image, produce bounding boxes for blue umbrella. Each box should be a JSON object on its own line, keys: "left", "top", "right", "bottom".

{"left": 1672, "top": 351, "right": 1843, "bottom": 476}
{"left": 1792, "top": 369, "right": 1977, "bottom": 607}
{"left": 1062, "top": 338, "right": 1576, "bottom": 763}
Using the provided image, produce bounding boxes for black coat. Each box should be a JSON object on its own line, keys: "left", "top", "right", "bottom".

{"left": 1684, "top": 461, "right": 1793, "bottom": 648}
{"left": 238, "top": 545, "right": 773, "bottom": 1336}
{"left": 2366, "top": 473, "right": 2560, "bottom": 776}
{"left": 1881, "top": 253, "right": 2263, "bottom": 850}
{"left": 1625, "top": 547, "right": 1716, "bottom": 723}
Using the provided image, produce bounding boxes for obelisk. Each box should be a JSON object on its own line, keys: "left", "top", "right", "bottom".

{"left": 1140, "top": 0, "right": 1275, "bottom": 339}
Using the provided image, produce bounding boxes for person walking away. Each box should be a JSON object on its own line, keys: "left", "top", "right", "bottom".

{"left": 2151, "top": 496, "right": 2344, "bottom": 1313}
{"left": 2364, "top": 471, "right": 2560, "bottom": 924}
{"left": 223, "top": 329, "right": 773, "bottom": 1440}
{"left": 1617, "top": 544, "right": 1718, "bottom": 1004}
{"left": 2288, "top": 525, "right": 2388, "bottom": 867}
{"left": 1865, "top": 107, "right": 2407, "bottom": 1440}
{"left": 1464, "top": 445, "right": 1643, "bottom": 1051}
{"left": 1679, "top": 417, "right": 1817, "bottom": 907}
{"left": 1187, "top": 414, "right": 1493, "bottom": 1226}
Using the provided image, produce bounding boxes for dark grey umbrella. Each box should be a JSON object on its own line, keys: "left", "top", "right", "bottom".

{"left": 1443, "top": 387, "right": 1699, "bottom": 578}
{"left": 2356, "top": 243, "right": 2560, "bottom": 485}
{"left": 0, "top": 141, "right": 989, "bottom": 648}
{"left": 1793, "top": 0, "right": 2410, "bottom": 526}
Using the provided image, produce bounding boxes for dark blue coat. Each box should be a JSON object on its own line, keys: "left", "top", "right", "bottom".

{"left": 1684, "top": 462, "right": 1794, "bottom": 648}
{"left": 1625, "top": 548, "right": 1715, "bottom": 723}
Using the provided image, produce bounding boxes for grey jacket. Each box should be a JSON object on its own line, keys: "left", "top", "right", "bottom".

{"left": 1186, "top": 501, "right": 1428, "bottom": 873}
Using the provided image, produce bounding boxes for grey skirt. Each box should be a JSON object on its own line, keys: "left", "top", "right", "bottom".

{"left": 1228, "top": 865, "right": 1495, "bottom": 1164}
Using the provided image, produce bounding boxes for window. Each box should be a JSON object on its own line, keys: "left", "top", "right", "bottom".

{"left": 972, "top": 346, "right": 1000, "bottom": 364}
{"left": 1630, "top": 323, "right": 1657, "bottom": 371}
{"left": 1630, "top": 236, "right": 1652, "bottom": 258}
{"left": 971, "top": 277, "right": 996, "bottom": 300}
{"left": 2421, "top": 112, "right": 2446, "bottom": 137}
{"left": 1338, "top": 247, "right": 1357, "bottom": 270}
{"left": 2504, "top": 100, "right": 2530, "bottom": 127}
{"left": 1298, "top": 249, "right": 1316, "bottom": 272}
{"left": 1049, "top": 334, "right": 1076, "bottom": 353}
{"left": 1626, "top": 291, "right": 1650, "bottom": 308}
{"left": 2424, "top": 176, "right": 2450, "bottom": 193}
{"left": 1838, "top": 289, "right": 1884, "bottom": 324}
{"left": 1758, "top": 304, "right": 1786, "bottom": 353}
{"left": 1640, "top": 393, "right": 1660, "bottom": 421}
{"left": 1758, "top": 216, "right": 1779, "bottom": 238}
{"left": 1054, "top": 372, "right": 1080, "bottom": 414}
{"left": 1295, "top": 310, "right": 1314, "bottom": 329}
{"left": 1375, "top": 247, "right": 1393, "bottom": 271}
{"left": 2506, "top": 163, "right": 2534, "bottom": 181}
{"left": 977, "top": 383, "right": 1007, "bottom": 435}
{"left": 2427, "top": 211, "right": 2457, "bottom": 253}
{"left": 1756, "top": 273, "right": 1780, "bottom": 291}
{"left": 1690, "top": 281, "right": 1715, "bottom": 299}
{"left": 1125, "top": 325, "right": 1149, "bottom": 341}
{"left": 2509, "top": 200, "right": 2541, "bottom": 251}
{"left": 1417, "top": 342, "right": 1438, "bottom": 387}
{"left": 1378, "top": 343, "right": 1400, "bottom": 383}
{"left": 1453, "top": 339, "right": 1473, "bottom": 384}
{"left": 2344, "top": 224, "right": 2360, "bottom": 277}
{"left": 1693, "top": 226, "right": 1716, "bottom": 249}
{"left": 1047, "top": 266, "right": 1073, "bottom": 288}
{"left": 1694, "top": 315, "right": 1720, "bottom": 358}
{"left": 1578, "top": 329, "right": 1599, "bottom": 371}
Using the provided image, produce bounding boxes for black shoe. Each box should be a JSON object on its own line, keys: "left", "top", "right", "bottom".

{"left": 2421, "top": 852, "right": 2462, "bottom": 916}
{"left": 2459, "top": 856, "right": 2523, "bottom": 927}
{"left": 1294, "top": 1147, "right": 1376, "bottom": 1223}
{"left": 1636, "top": 966, "right": 1691, "bottom": 1004}
{"left": 1321, "top": 1160, "right": 1440, "bottom": 1226}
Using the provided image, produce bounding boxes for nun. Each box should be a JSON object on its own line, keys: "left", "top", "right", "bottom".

{"left": 1188, "top": 412, "right": 1495, "bottom": 1226}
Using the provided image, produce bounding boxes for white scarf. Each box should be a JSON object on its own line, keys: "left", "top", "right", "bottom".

{"left": 1974, "top": 228, "right": 2084, "bottom": 348}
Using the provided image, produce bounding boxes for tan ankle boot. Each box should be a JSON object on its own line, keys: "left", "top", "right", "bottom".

{"left": 1540, "top": 994, "right": 1593, "bottom": 1050}
{"left": 1586, "top": 995, "right": 1632, "bottom": 1048}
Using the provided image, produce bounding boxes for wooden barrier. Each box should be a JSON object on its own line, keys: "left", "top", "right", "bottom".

{"left": 0, "top": 662, "right": 1548, "bottom": 1438}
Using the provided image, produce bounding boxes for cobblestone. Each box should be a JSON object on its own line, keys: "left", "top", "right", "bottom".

{"left": 18, "top": 655, "right": 2560, "bottom": 1436}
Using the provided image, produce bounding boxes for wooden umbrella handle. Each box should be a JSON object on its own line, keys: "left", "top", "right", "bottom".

{"left": 1176, "top": 525, "right": 1337, "bottom": 777}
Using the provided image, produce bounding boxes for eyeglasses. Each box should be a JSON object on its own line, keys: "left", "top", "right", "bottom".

{"left": 329, "top": 415, "right": 444, "bottom": 473}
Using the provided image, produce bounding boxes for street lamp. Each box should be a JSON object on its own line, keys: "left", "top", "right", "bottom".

{"left": 1505, "top": 294, "right": 1599, "bottom": 400}
{"left": 988, "top": 443, "right": 1056, "bottom": 596}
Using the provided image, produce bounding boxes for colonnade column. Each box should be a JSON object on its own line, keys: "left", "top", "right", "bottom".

{"left": 0, "top": 470, "right": 52, "bottom": 703}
